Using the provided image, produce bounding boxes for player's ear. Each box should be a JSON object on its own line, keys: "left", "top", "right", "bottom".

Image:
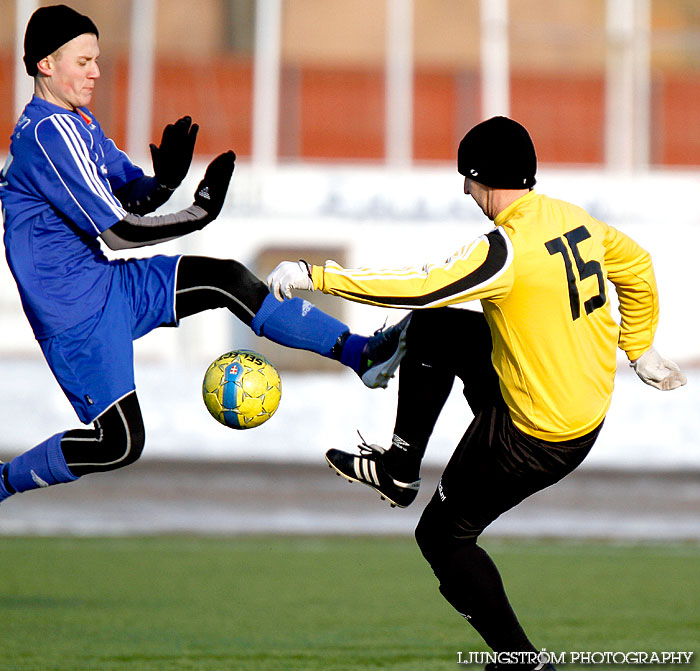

{"left": 36, "top": 56, "right": 53, "bottom": 77}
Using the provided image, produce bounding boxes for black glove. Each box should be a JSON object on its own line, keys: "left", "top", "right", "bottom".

{"left": 193, "top": 151, "right": 236, "bottom": 221}
{"left": 149, "top": 116, "right": 199, "bottom": 190}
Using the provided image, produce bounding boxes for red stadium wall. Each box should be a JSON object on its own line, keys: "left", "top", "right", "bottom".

{"left": 510, "top": 73, "right": 606, "bottom": 165}
{"left": 655, "top": 73, "right": 700, "bottom": 166}
{"left": 296, "top": 67, "right": 385, "bottom": 160}
{"left": 107, "top": 57, "right": 254, "bottom": 158}
{"left": 0, "top": 54, "right": 698, "bottom": 168}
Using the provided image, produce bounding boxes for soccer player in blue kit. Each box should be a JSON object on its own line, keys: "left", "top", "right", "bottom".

{"left": 0, "top": 4, "right": 410, "bottom": 505}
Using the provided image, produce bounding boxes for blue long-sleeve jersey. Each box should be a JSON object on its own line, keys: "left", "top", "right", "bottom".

{"left": 0, "top": 96, "right": 143, "bottom": 339}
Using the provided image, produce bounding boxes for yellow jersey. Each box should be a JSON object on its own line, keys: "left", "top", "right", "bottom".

{"left": 310, "top": 191, "right": 658, "bottom": 441}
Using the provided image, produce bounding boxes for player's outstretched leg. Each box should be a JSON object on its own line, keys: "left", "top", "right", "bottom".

{"left": 325, "top": 309, "right": 457, "bottom": 506}
{"left": 0, "top": 391, "right": 145, "bottom": 504}
{"left": 175, "top": 256, "right": 411, "bottom": 388}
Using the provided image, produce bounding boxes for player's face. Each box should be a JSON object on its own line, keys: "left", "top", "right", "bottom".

{"left": 39, "top": 33, "right": 100, "bottom": 110}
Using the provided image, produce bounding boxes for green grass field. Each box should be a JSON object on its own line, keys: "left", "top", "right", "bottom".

{"left": 0, "top": 536, "right": 698, "bottom": 671}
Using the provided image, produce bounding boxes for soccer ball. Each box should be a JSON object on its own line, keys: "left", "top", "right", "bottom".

{"left": 202, "top": 349, "right": 282, "bottom": 429}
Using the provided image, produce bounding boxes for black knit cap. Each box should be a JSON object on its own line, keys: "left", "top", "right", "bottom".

{"left": 24, "top": 4, "right": 99, "bottom": 77}
{"left": 457, "top": 116, "right": 537, "bottom": 189}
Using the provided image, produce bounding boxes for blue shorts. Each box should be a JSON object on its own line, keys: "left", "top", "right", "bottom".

{"left": 39, "top": 255, "right": 181, "bottom": 424}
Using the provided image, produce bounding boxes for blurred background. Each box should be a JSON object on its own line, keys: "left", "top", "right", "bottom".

{"left": 0, "top": 0, "right": 698, "bottom": 538}
{"left": 3, "top": 0, "right": 699, "bottom": 165}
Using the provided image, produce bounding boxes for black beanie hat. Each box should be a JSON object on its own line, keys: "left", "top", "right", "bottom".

{"left": 24, "top": 4, "right": 99, "bottom": 77}
{"left": 457, "top": 116, "right": 537, "bottom": 189}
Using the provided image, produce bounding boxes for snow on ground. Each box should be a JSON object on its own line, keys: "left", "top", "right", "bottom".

{"left": 0, "top": 357, "right": 698, "bottom": 471}
{"left": 1, "top": 358, "right": 697, "bottom": 539}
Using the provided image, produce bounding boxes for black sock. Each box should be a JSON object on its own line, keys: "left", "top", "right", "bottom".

{"left": 384, "top": 348, "right": 456, "bottom": 481}
{"left": 330, "top": 331, "right": 350, "bottom": 360}
{"left": 436, "top": 543, "right": 536, "bottom": 654}
{"left": 1, "top": 464, "right": 16, "bottom": 494}
{"left": 382, "top": 435, "right": 422, "bottom": 482}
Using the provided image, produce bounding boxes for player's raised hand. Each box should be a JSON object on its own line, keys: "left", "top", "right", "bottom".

{"left": 193, "top": 151, "right": 236, "bottom": 222}
{"left": 150, "top": 116, "right": 199, "bottom": 190}
{"left": 267, "top": 261, "right": 314, "bottom": 301}
{"left": 632, "top": 348, "right": 687, "bottom": 390}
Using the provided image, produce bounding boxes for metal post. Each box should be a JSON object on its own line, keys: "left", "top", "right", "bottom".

{"left": 14, "top": 0, "right": 38, "bottom": 122}
{"left": 126, "top": 0, "right": 156, "bottom": 161}
{"left": 480, "top": 0, "right": 509, "bottom": 119}
{"left": 385, "top": 0, "right": 414, "bottom": 168}
{"left": 252, "top": 0, "right": 282, "bottom": 168}
{"left": 633, "top": 0, "right": 651, "bottom": 169}
{"left": 605, "top": 0, "right": 650, "bottom": 171}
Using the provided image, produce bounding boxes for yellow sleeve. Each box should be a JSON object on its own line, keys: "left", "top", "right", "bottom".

{"left": 309, "top": 229, "right": 513, "bottom": 309}
{"left": 603, "top": 224, "right": 659, "bottom": 361}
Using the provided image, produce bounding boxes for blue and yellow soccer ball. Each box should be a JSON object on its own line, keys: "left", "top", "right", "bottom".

{"left": 202, "top": 349, "right": 282, "bottom": 429}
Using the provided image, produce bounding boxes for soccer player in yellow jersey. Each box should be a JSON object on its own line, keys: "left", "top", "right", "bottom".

{"left": 267, "top": 116, "right": 686, "bottom": 670}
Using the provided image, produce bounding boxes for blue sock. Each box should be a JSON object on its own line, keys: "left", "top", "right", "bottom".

{"left": 4, "top": 432, "right": 78, "bottom": 495}
{"left": 338, "top": 333, "right": 368, "bottom": 373}
{"left": 251, "top": 295, "right": 355, "bottom": 359}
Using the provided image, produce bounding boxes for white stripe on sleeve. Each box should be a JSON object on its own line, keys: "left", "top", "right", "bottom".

{"left": 50, "top": 115, "right": 126, "bottom": 220}
{"left": 36, "top": 119, "right": 101, "bottom": 234}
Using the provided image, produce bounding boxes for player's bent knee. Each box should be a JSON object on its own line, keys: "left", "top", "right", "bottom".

{"left": 225, "top": 259, "right": 269, "bottom": 308}
{"left": 176, "top": 256, "right": 269, "bottom": 320}
{"left": 227, "top": 259, "right": 263, "bottom": 286}
{"left": 112, "top": 415, "right": 145, "bottom": 469}
{"left": 415, "top": 501, "right": 449, "bottom": 567}
{"left": 99, "top": 392, "right": 145, "bottom": 470}
{"left": 61, "top": 391, "right": 146, "bottom": 476}
{"left": 415, "top": 495, "right": 480, "bottom": 572}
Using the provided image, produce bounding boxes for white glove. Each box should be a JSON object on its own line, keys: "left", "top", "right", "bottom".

{"left": 267, "top": 260, "right": 314, "bottom": 301}
{"left": 632, "top": 348, "right": 687, "bottom": 391}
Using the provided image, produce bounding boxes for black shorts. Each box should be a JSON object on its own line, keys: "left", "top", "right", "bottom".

{"left": 411, "top": 308, "right": 602, "bottom": 542}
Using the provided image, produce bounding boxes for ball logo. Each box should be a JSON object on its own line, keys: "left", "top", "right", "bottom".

{"left": 229, "top": 364, "right": 240, "bottom": 376}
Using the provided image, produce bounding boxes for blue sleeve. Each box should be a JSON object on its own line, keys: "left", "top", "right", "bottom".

{"left": 97, "top": 122, "right": 173, "bottom": 215}
{"left": 34, "top": 114, "right": 128, "bottom": 236}
{"left": 99, "top": 131, "right": 145, "bottom": 192}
